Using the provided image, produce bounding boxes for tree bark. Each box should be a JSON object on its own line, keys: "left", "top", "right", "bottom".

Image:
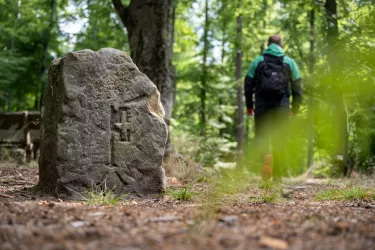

{"left": 259, "top": 0, "right": 268, "bottom": 55}
{"left": 325, "top": 0, "right": 338, "bottom": 40}
{"left": 306, "top": 8, "right": 315, "bottom": 168}
{"left": 235, "top": 0, "right": 244, "bottom": 152}
{"left": 325, "top": 0, "right": 350, "bottom": 175}
{"left": 112, "top": 0, "right": 175, "bottom": 129}
{"left": 218, "top": 0, "right": 227, "bottom": 137}
{"left": 170, "top": 0, "right": 177, "bottom": 106}
{"left": 199, "top": 0, "right": 209, "bottom": 136}
{"left": 39, "top": 0, "right": 56, "bottom": 110}
{"left": 7, "top": 94, "right": 11, "bottom": 112}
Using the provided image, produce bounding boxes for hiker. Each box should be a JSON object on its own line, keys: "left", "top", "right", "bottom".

{"left": 244, "top": 35, "right": 302, "bottom": 179}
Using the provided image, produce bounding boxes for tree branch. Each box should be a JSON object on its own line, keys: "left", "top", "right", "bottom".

{"left": 111, "top": 0, "right": 130, "bottom": 29}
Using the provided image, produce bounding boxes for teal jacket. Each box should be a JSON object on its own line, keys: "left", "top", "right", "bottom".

{"left": 244, "top": 43, "right": 302, "bottom": 113}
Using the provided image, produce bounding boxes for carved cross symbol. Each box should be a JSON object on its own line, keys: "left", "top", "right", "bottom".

{"left": 114, "top": 108, "right": 131, "bottom": 142}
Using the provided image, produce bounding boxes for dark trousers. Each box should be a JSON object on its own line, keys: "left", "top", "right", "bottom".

{"left": 254, "top": 105, "right": 290, "bottom": 178}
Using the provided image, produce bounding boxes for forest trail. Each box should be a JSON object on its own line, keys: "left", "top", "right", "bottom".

{"left": 1, "top": 163, "right": 375, "bottom": 250}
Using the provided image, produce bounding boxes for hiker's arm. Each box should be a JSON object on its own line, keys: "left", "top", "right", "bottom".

{"left": 245, "top": 58, "right": 260, "bottom": 110}
{"left": 290, "top": 59, "right": 302, "bottom": 113}
{"left": 291, "top": 78, "right": 302, "bottom": 113}
{"left": 244, "top": 75, "right": 255, "bottom": 110}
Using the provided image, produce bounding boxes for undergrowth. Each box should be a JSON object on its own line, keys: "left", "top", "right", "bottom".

{"left": 315, "top": 186, "right": 375, "bottom": 201}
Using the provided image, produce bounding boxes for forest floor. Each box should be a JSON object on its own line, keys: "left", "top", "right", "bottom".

{"left": 1, "top": 161, "right": 375, "bottom": 250}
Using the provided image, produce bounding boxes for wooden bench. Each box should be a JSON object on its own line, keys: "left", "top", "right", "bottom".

{"left": 0, "top": 111, "right": 41, "bottom": 162}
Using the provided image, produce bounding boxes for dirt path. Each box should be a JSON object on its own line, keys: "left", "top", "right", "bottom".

{"left": 1, "top": 163, "right": 375, "bottom": 250}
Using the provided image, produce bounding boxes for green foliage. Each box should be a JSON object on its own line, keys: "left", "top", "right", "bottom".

{"left": 73, "top": 0, "right": 129, "bottom": 52}
{"left": 170, "top": 186, "right": 195, "bottom": 201}
{"left": 316, "top": 186, "right": 375, "bottom": 201}
{"left": 313, "top": 163, "right": 334, "bottom": 178}
{"left": 0, "top": 0, "right": 69, "bottom": 111}
{"left": 170, "top": 129, "right": 236, "bottom": 168}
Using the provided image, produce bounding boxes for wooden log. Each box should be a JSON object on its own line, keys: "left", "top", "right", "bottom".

{"left": 0, "top": 111, "right": 41, "bottom": 163}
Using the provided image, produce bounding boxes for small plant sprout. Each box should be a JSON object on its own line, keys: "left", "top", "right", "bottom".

{"left": 85, "top": 189, "right": 126, "bottom": 205}
{"left": 83, "top": 181, "right": 127, "bottom": 205}
{"left": 170, "top": 186, "right": 194, "bottom": 201}
{"left": 261, "top": 193, "right": 279, "bottom": 203}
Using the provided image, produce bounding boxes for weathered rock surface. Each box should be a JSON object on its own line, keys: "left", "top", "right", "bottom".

{"left": 39, "top": 48, "right": 167, "bottom": 197}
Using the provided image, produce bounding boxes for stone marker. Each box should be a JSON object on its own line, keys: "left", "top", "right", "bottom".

{"left": 38, "top": 48, "right": 167, "bottom": 197}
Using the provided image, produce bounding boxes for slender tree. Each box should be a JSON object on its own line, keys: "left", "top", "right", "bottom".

{"left": 235, "top": 0, "right": 244, "bottom": 152}
{"left": 325, "top": 0, "right": 350, "bottom": 175}
{"left": 39, "top": 0, "right": 57, "bottom": 110}
{"left": 306, "top": 8, "right": 315, "bottom": 168}
{"left": 200, "top": 0, "right": 210, "bottom": 135}
{"left": 325, "top": 0, "right": 338, "bottom": 42}
{"left": 259, "top": 0, "right": 268, "bottom": 55}
{"left": 218, "top": 0, "right": 228, "bottom": 137}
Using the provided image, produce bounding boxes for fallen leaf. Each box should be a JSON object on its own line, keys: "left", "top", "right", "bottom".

{"left": 147, "top": 216, "right": 180, "bottom": 223}
{"left": 71, "top": 221, "right": 89, "bottom": 228}
{"left": 0, "top": 193, "right": 15, "bottom": 198}
{"left": 260, "top": 236, "right": 288, "bottom": 250}
{"left": 171, "top": 177, "right": 179, "bottom": 185}
{"left": 88, "top": 212, "right": 106, "bottom": 217}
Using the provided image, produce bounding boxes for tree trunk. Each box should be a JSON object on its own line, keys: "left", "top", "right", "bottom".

{"left": 170, "top": 0, "right": 177, "bottom": 106}
{"left": 164, "top": 0, "right": 177, "bottom": 154}
{"left": 0, "top": 93, "right": 4, "bottom": 111}
{"left": 7, "top": 95, "right": 12, "bottom": 112}
{"left": 218, "top": 0, "right": 227, "bottom": 137}
{"left": 16, "top": 97, "right": 20, "bottom": 111}
{"left": 259, "top": 0, "right": 268, "bottom": 55}
{"left": 39, "top": 0, "right": 56, "bottom": 110}
{"left": 235, "top": 0, "right": 244, "bottom": 152}
{"left": 325, "top": 0, "right": 350, "bottom": 175}
{"left": 112, "top": 0, "right": 175, "bottom": 129}
{"left": 306, "top": 8, "right": 315, "bottom": 168}
{"left": 325, "top": 0, "right": 338, "bottom": 42}
{"left": 342, "top": 99, "right": 350, "bottom": 176}
{"left": 200, "top": 0, "right": 209, "bottom": 136}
